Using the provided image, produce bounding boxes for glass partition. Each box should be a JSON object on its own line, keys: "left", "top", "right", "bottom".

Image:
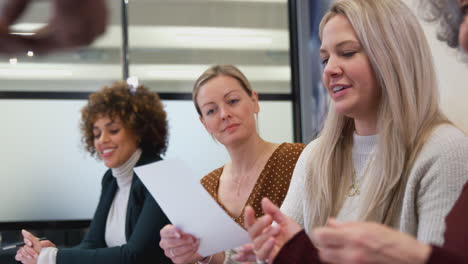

{"left": 0, "top": 0, "right": 296, "bottom": 228}
{"left": 127, "top": 0, "right": 291, "bottom": 95}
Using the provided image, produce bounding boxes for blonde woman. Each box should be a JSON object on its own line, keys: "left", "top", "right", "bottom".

{"left": 238, "top": 0, "right": 468, "bottom": 263}
{"left": 305, "top": 1, "right": 468, "bottom": 264}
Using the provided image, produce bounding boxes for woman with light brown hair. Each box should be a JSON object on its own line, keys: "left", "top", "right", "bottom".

{"left": 239, "top": 0, "right": 468, "bottom": 263}
{"left": 158, "top": 65, "right": 305, "bottom": 264}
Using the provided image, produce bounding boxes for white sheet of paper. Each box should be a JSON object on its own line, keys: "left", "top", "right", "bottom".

{"left": 134, "top": 158, "right": 250, "bottom": 256}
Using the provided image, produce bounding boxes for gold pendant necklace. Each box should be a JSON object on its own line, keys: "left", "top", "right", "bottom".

{"left": 348, "top": 151, "right": 376, "bottom": 197}
{"left": 348, "top": 170, "right": 360, "bottom": 197}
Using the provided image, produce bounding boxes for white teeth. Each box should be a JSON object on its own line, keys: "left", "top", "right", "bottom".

{"left": 333, "top": 86, "right": 345, "bottom": 92}
{"left": 103, "top": 149, "right": 114, "bottom": 154}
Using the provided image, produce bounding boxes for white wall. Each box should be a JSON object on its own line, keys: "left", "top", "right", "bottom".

{"left": 0, "top": 99, "right": 293, "bottom": 222}
{"left": 405, "top": 0, "right": 468, "bottom": 131}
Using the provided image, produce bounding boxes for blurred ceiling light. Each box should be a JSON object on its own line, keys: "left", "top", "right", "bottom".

{"left": 9, "top": 58, "right": 18, "bottom": 64}
{"left": 10, "top": 23, "right": 41, "bottom": 36}
{"left": 10, "top": 32, "right": 35, "bottom": 36}
{"left": 0, "top": 68, "right": 73, "bottom": 78}
{"left": 8, "top": 24, "right": 288, "bottom": 50}
{"left": 10, "top": 23, "right": 44, "bottom": 31}
{"left": 0, "top": 63, "right": 289, "bottom": 81}
{"left": 27, "top": 51, "right": 34, "bottom": 57}
{"left": 135, "top": 64, "right": 290, "bottom": 81}
{"left": 106, "top": 26, "right": 287, "bottom": 50}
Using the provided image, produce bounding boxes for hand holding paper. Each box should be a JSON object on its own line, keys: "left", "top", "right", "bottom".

{"left": 134, "top": 158, "right": 250, "bottom": 257}
{"left": 159, "top": 224, "right": 203, "bottom": 263}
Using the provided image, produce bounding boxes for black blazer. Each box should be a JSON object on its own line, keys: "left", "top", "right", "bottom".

{"left": 56, "top": 152, "right": 172, "bottom": 264}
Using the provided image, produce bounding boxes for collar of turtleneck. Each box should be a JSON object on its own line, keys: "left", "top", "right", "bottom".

{"left": 111, "top": 148, "right": 142, "bottom": 189}
{"left": 352, "top": 133, "right": 378, "bottom": 155}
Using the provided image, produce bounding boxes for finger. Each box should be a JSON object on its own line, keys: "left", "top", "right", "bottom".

{"left": 326, "top": 218, "right": 341, "bottom": 227}
{"left": 160, "top": 234, "right": 196, "bottom": 249}
{"left": 235, "top": 243, "right": 254, "bottom": 254}
{"left": 22, "top": 230, "right": 41, "bottom": 252}
{"left": 312, "top": 227, "right": 348, "bottom": 248}
{"left": 165, "top": 239, "right": 199, "bottom": 259}
{"left": 40, "top": 240, "right": 56, "bottom": 248}
{"left": 247, "top": 214, "right": 273, "bottom": 240}
{"left": 160, "top": 224, "right": 181, "bottom": 239}
{"left": 170, "top": 242, "right": 200, "bottom": 264}
{"left": 15, "top": 251, "right": 23, "bottom": 261}
{"left": 231, "top": 251, "right": 257, "bottom": 262}
{"left": 23, "top": 245, "right": 39, "bottom": 259}
{"left": 22, "top": 230, "right": 39, "bottom": 245}
{"left": 261, "top": 198, "right": 287, "bottom": 226}
{"left": 318, "top": 247, "right": 348, "bottom": 264}
{"left": 326, "top": 218, "right": 354, "bottom": 229}
{"left": 244, "top": 206, "right": 256, "bottom": 229}
{"left": 232, "top": 243, "right": 257, "bottom": 262}
{"left": 23, "top": 238, "right": 33, "bottom": 248}
{"left": 21, "top": 229, "right": 34, "bottom": 239}
{"left": 255, "top": 237, "right": 276, "bottom": 261}
{"left": 252, "top": 225, "right": 280, "bottom": 251}
{"left": 19, "top": 247, "right": 33, "bottom": 259}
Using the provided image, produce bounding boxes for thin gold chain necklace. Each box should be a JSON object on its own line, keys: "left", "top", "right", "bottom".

{"left": 231, "top": 144, "right": 271, "bottom": 196}
{"left": 348, "top": 152, "right": 376, "bottom": 197}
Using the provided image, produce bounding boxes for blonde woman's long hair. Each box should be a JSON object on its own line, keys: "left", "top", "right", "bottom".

{"left": 305, "top": 0, "right": 448, "bottom": 229}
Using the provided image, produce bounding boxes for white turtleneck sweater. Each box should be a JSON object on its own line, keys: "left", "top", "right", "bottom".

{"left": 336, "top": 133, "right": 377, "bottom": 221}
{"left": 37, "top": 149, "right": 142, "bottom": 264}
{"left": 105, "top": 148, "right": 142, "bottom": 247}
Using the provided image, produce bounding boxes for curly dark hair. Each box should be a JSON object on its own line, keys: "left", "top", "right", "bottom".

{"left": 80, "top": 81, "right": 168, "bottom": 157}
{"left": 420, "top": 0, "right": 462, "bottom": 48}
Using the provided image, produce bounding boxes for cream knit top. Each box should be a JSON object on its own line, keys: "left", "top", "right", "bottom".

{"left": 281, "top": 125, "right": 468, "bottom": 245}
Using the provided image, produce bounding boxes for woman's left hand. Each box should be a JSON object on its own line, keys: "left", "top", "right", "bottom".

{"left": 244, "top": 198, "right": 302, "bottom": 263}
{"left": 231, "top": 243, "right": 256, "bottom": 262}
{"left": 312, "top": 219, "right": 431, "bottom": 264}
{"left": 14, "top": 230, "right": 45, "bottom": 264}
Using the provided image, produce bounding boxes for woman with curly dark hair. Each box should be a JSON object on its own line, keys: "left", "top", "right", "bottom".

{"left": 15, "top": 81, "right": 172, "bottom": 264}
{"left": 420, "top": 0, "right": 468, "bottom": 52}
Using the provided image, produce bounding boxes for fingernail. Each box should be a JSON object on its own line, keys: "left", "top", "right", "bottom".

{"left": 267, "top": 237, "right": 275, "bottom": 245}
{"left": 174, "top": 231, "right": 181, "bottom": 239}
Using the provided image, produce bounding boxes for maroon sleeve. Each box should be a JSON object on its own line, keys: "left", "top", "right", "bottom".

{"left": 426, "top": 183, "right": 468, "bottom": 264}
{"left": 442, "top": 183, "right": 468, "bottom": 253}
{"left": 426, "top": 246, "right": 468, "bottom": 264}
{"left": 273, "top": 230, "right": 321, "bottom": 264}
